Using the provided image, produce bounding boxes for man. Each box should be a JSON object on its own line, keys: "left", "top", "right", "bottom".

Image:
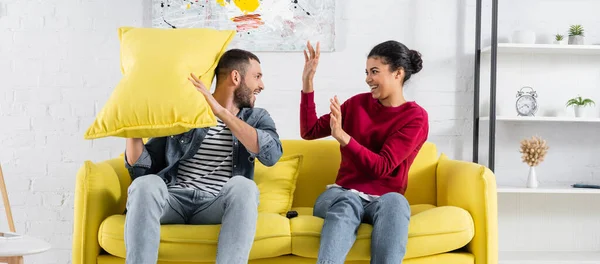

{"left": 123, "top": 49, "right": 282, "bottom": 264}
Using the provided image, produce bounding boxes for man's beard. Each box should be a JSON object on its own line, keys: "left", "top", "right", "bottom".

{"left": 233, "top": 80, "right": 254, "bottom": 109}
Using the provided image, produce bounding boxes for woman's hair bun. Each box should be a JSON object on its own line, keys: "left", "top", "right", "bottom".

{"left": 409, "top": 50, "right": 423, "bottom": 74}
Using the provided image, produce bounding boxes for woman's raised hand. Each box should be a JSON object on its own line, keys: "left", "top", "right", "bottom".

{"left": 302, "top": 41, "right": 320, "bottom": 93}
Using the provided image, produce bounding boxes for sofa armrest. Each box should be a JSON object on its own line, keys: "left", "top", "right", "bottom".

{"left": 72, "top": 159, "right": 129, "bottom": 264}
{"left": 436, "top": 154, "right": 498, "bottom": 264}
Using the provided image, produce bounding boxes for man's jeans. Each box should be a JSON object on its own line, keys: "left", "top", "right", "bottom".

{"left": 124, "top": 175, "right": 259, "bottom": 264}
{"left": 313, "top": 187, "right": 411, "bottom": 264}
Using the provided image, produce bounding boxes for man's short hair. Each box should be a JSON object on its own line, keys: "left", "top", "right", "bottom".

{"left": 215, "top": 49, "right": 260, "bottom": 82}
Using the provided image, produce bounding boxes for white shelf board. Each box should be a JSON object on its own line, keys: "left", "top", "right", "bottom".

{"left": 500, "top": 251, "right": 600, "bottom": 264}
{"left": 479, "top": 116, "right": 600, "bottom": 123}
{"left": 498, "top": 184, "right": 600, "bottom": 194}
{"left": 482, "top": 43, "right": 600, "bottom": 55}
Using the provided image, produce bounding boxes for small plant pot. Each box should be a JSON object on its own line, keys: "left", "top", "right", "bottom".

{"left": 553, "top": 39, "right": 568, "bottom": 45}
{"left": 569, "top": 35, "right": 584, "bottom": 45}
{"left": 574, "top": 105, "right": 583, "bottom": 117}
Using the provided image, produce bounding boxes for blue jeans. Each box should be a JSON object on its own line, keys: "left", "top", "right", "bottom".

{"left": 124, "top": 175, "right": 259, "bottom": 264}
{"left": 313, "top": 187, "right": 411, "bottom": 264}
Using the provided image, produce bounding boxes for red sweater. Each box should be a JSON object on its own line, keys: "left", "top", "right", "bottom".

{"left": 300, "top": 91, "right": 429, "bottom": 195}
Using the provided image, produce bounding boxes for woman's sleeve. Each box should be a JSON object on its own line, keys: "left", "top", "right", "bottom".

{"left": 299, "top": 91, "right": 332, "bottom": 140}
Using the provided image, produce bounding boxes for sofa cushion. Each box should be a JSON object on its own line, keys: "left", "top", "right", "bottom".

{"left": 410, "top": 204, "right": 437, "bottom": 215}
{"left": 84, "top": 27, "right": 235, "bottom": 139}
{"left": 98, "top": 213, "right": 291, "bottom": 262}
{"left": 254, "top": 155, "right": 303, "bottom": 214}
{"left": 290, "top": 205, "right": 474, "bottom": 260}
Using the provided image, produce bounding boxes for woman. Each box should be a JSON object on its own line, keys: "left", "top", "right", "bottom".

{"left": 300, "top": 40, "right": 429, "bottom": 264}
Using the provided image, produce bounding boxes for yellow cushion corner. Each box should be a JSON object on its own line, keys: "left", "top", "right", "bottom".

{"left": 84, "top": 27, "right": 236, "bottom": 140}
{"left": 254, "top": 155, "right": 303, "bottom": 215}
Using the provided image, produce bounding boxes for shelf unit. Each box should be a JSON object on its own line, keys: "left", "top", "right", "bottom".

{"left": 472, "top": 4, "right": 600, "bottom": 171}
{"left": 473, "top": 1, "right": 600, "bottom": 263}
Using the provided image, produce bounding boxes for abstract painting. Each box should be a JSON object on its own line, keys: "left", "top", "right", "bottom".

{"left": 152, "top": 0, "right": 335, "bottom": 52}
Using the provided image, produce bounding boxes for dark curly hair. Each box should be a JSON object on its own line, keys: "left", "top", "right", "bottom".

{"left": 368, "top": 40, "right": 423, "bottom": 83}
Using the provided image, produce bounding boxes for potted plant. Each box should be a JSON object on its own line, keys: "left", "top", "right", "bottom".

{"left": 568, "top": 24, "right": 585, "bottom": 45}
{"left": 566, "top": 96, "right": 595, "bottom": 117}
{"left": 554, "top": 34, "right": 567, "bottom": 45}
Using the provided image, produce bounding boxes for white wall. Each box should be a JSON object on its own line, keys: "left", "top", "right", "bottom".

{"left": 1, "top": 0, "right": 475, "bottom": 263}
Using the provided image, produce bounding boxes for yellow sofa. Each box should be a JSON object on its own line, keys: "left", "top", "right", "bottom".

{"left": 72, "top": 140, "right": 498, "bottom": 264}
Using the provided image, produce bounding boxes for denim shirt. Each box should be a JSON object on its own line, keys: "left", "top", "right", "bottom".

{"left": 124, "top": 107, "right": 283, "bottom": 185}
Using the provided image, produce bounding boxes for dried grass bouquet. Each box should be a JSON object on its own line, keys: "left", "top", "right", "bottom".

{"left": 519, "top": 136, "right": 549, "bottom": 167}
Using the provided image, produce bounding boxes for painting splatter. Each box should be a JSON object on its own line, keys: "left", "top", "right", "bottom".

{"left": 152, "top": 0, "right": 335, "bottom": 51}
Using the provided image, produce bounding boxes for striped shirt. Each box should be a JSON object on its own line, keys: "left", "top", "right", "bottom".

{"left": 172, "top": 119, "right": 234, "bottom": 195}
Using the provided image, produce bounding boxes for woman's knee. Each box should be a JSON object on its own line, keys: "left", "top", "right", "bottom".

{"left": 378, "top": 192, "right": 410, "bottom": 216}
{"left": 314, "top": 188, "right": 363, "bottom": 218}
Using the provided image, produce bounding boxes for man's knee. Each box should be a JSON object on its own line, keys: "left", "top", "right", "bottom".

{"left": 223, "top": 176, "right": 259, "bottom": 205}
{"left": 127, "top": 174, "right": 167, "bottom": 200}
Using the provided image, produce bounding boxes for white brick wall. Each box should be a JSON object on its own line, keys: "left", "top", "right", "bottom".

{"left": 0, "top": 0, "right": 478, "bottom": 263}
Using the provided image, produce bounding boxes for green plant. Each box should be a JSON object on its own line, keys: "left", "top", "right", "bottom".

{"left": 555, "top": 34, "right": 564, "bottom": 41}
{"left": 566, "top": 96, "right": 595, "bottom": 107}
{"left": 569, "top": 24, "right": 584, "bottom": 36}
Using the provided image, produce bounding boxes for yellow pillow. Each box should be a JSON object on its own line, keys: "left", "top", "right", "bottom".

{"left": 84, "top": 27, "right": 236, "bottom": 139}
{"left": 254, "top": 155, "right": 303, "bottom": 214}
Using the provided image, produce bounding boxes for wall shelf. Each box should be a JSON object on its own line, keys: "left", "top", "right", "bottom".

{"left": 500, "top": 251, "right": 600, "bottom": 264}
{"left": 482, "top": 43, "right": 600, "bottom": 55}
{"left": 479, "top": 116, "right": 600, "bottom": 123}
{"left": 498, "top": 185, "right": 600, "bottom": 194}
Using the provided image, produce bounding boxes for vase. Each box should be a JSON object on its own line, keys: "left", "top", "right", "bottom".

{"left": 574, "top": 105, "right": 582, "bottom": 117}
{"left": 569, "top": 35, "right": 584, "bottom": 45}
{"left": 526, "top": 166, "right": 538, "bottom": 188}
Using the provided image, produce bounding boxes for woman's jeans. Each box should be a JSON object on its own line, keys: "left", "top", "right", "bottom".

{"left": 313, "top": 187, "right": 411, "bottom": 264}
